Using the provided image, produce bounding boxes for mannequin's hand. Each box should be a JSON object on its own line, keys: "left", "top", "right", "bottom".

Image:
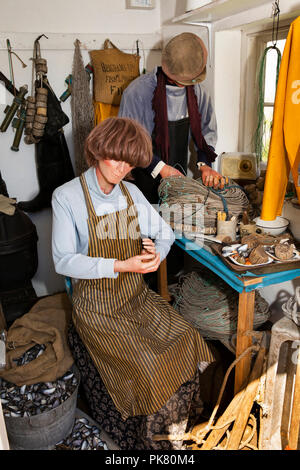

{"left": 141, "top": 238, "right": 156, "bottom": 257}
{"left": 160, "top": 165, "right": 182, "bottom": 179}
{"left": 200, "top": 165, "right": 227, "bottom": 190}
{"left": 114, "top": 253, "right": 161, "bottom": 274}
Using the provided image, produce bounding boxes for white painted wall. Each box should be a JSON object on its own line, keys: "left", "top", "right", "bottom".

{"left": 0, "top": 0, "right": 162, "bottom": 35}
{"left": 214, "top": 30, "right": 241, "bottom": 156}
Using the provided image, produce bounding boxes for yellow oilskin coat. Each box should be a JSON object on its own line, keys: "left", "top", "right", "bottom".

{"left": 261, "top": 16, "right": 300, "bottom": 221}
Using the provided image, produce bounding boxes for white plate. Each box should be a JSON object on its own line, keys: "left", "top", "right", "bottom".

{"left": 228, "top": 255, "right": 273, "bottom": 267}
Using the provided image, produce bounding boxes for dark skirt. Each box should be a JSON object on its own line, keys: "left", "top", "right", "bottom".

{"left": 68, "top": 322, "right": 202, "bottom": 450}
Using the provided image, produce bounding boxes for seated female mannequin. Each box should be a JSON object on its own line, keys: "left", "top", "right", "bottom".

{"left": 51, "top": 117, "right": 215, "bottom": 450}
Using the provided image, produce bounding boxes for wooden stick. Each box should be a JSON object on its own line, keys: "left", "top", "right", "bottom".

{"left": 227, "top": 344, "right": 266, "bottom": 450}
{"left": 258, "top": 355, "right": 267, "bottom": 450}
{"left": 0, "top": 71, "right": 19, "bottom": 96}
{"left": 0, "top": 401, "right": 9, "bottom": 450}
{"left": 235, "top": 290, "right": 255, "bottom": 394}
{"left": 0, "top": 300, "right": 7, "bottom": 333}
{"left": 199, "top": 344, "right": 260, "bottom": 450}
{"left": 153, "top": 342, "right": 263, "bottom": 450}
{"left": 288, "top": 344, "right": 300, "bottom": 450}
{"left": 0, "top": 302, "right": 6, "bottom": 331}
{"left": 281, "top": 343, "right": 296, "bottom": 449}
{"left": 200, "top": 389, "right": 246, "bottom": 450}
{"left": 157, "top": 258, "right": 171, "bottom": 302}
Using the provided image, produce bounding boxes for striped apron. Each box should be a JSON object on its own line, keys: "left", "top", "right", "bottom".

{"left": 72, "top": 174, "right": 214, "bottom": 420}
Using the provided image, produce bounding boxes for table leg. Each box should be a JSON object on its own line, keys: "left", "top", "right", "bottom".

{"left": 234, "top": 289, "right": 255, "bottom": 394}
{"left": 157, "top": 258, "right": 171, "bottom": 302}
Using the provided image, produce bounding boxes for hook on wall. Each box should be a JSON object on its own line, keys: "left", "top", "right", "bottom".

{"left": 271, "top": 0, "right": 281, "bottom": 48}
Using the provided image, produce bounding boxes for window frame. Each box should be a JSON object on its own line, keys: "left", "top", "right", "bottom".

{"left": 239, "top": 23, "right": 291, "bottom": 160}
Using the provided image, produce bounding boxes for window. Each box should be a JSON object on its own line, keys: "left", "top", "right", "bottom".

{"left": 259, "top": 39, "right": 286, "bottom": 162}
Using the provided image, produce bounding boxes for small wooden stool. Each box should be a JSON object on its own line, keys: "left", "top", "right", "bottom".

{"left": 261, "top": 316, "right": 300, "bottom": 450}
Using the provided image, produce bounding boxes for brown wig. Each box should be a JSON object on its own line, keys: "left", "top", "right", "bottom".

{"left": 84, "top": 117, "right": 153, "bottom": 169}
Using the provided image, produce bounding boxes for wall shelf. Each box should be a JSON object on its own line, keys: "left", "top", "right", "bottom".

{"left": 172, "top": 0, "right": 272, "bottom": 24}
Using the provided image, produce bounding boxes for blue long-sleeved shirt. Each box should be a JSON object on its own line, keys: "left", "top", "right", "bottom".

{"left": 51, "top": 167, "right": 175, "bottom": 280}
{"left": 118, "top": 67, "right": 218, "bottom": 173}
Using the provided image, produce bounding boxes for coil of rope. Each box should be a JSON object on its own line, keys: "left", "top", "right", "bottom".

{"left": 158, "top": 176, "right": 249, "bottom": 233}
{"left": 172, "top": 271, "right": 270, "bottom": 344}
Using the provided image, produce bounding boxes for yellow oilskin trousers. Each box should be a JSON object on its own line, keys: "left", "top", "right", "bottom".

{"left": 261, "top": 16, "right": 300, "bottom": 221}
{"left": 93, "top": 102, "right": 119, "bottom": 126}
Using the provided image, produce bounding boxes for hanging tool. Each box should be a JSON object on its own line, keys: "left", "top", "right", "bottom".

{"left": 0, "top": 85, "right": 28, "bottom": 132}
{"left": 0, "top": 40, "right": 28, "bottom": 138}
{"left": 0, "top": 71, "right": 19, "bottom": 97}
{"left": 133, "top": 39, "right": 146, "bottom": 75}
{"left": 11, "top": 103, "right": 26, "bottom": 151}
{"left": 59, "top": 65, "right": 93, "bottom": 102}
{"left": 24, "top": 34, "right": 49, "bottom": 144}
{"left": 6, "top": 39, "right": 27, "bottom": 94}
{"left": 137, "top": 40, "right": 146, "bottom": 74}
{"left": 60, "top": 74, "right": 72, "bottom": 102}
{"left": 7, "top": 40, "right": 27, "bottom": 70}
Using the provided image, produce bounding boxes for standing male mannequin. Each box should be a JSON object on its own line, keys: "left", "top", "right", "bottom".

{"left": 119, "top": 32, "right": 224, "bottom": 204}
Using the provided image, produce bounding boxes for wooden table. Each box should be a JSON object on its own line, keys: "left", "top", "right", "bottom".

{"left": 157, "top": 236, "right": 300, "bottom": 394}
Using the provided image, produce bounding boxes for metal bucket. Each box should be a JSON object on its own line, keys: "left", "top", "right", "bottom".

{"left": 4, "top": 366, "right": 80, "bottom": 450}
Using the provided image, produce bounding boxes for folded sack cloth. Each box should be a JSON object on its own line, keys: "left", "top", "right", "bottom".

{"left": 0, "top": 293, "right": 74, "bottom": 386}
{"left": 0, "top": 195, "right": 16, "bottom": 216}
